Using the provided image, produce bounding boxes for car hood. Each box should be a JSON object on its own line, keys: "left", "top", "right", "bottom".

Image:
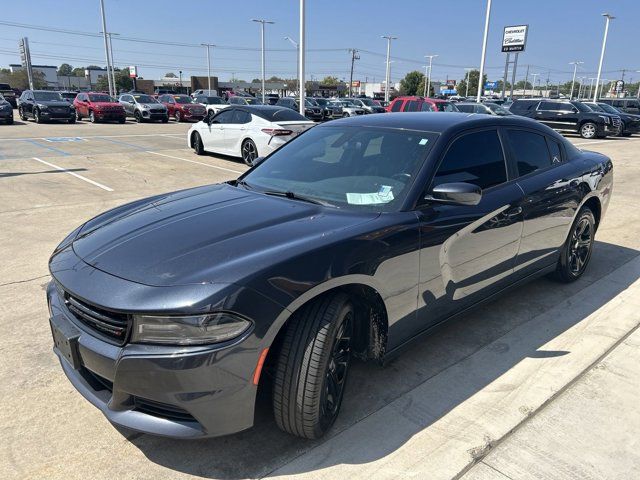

{"left": 71, "top": 184, "right": 378, "bottom": 287}
{"left": 37, "top": 100, "right": 71, "bottom": 107}
{"left": 90, "top": 102, "right": 123, "bottom": 109}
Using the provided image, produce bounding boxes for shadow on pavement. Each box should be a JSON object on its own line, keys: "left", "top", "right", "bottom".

{"left": 0, "top": 168, "right": 87, "bottom": 178}
{"left": 127, "top": 240, "right": 639, "bottom": 479}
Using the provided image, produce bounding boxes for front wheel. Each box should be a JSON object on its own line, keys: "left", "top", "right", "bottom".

{"left": 616, "top": 121, "right": 625, "bottom": 137}
{"left": 134, "top": 110, "right": 142, "bottom": 123}
{"left": 19, "top": 107, "right": 27, "bottom": 121}
{"left": 192, "top": 132, "right": 205, "bottom": 155}
{"left": 75, "top": 110, "right": 82, "bottom": 121}
{"left": 273, "top": 293, "right": 354, "bottom": 439}
{"left": 68, "top": 117, "right": 75, "bottom": 124}
{"left": 579, "top": 122, "right": 597, "bottom": 139}
{"left": 161, "top": 115, "right": 168, "bottom": 123}
{"left": 89, "top": 111, "right": 96, "bottom": 123}
{"left": 551, "top": 207, "right": 595, "bottom": 282}
{"left": 241, "top": 139, "right": 258, "bottom": 166}
{"left": 175, "top": 111, "right": 182, "bottom": 122}
{"left": 34, "top": 109, "right": 43, "bottom": 124}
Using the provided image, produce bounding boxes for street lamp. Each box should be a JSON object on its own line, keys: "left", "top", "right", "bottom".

{"left": 636, "top": 71, "right": 640, "bottom": 99}
{"left": 299, "top": 0, "right": 305, "bottom": 115}
{"left": 424, "top": 54, "right": 438, "bottom": 97}
{"left": 98, "top": 0, "right": 114, "bottom": 97}
{"left": 594, "top": 13, "right": 615, "bottom": 101}
{"left": 531, "top": 73, "right": 539, "bottom": 97}
{"left": 201, "top": 43, "right": 215, "bottom": 94}
{"left": 252, "top": 19, "right": 275, "bottom": 103}
{"left": 476, "top": 0, "right": 492, "bottom": 102}
{"left": 464, "top": 68, "right": 473, "bottom": 98}
{"left": 284, "top": 36, "right": 299, "bottom": 96}
{"left": 381, "top": 35, "right": 397, "bottom": 103}
{"left": 569, "top": 61, "right": 583, "bottom": 99}
{"left": 577, "top": 76, "right": 586, "bottom": 100}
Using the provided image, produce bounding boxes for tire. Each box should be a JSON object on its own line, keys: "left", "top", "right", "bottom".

{"left": 241, "top": 139, "right": 258, "bottom": 166}
{"left": 75, "top": 110, "right": 82, "bottom": 121}
{"left": 19, "top": 107, "right": 27, "bottom": 121}
{"left": 134, "top": 110, "right": 142, "bottom": 123}
{"left": 616, "top": 121, "right": 625, "bottom": 137}
{"left": 175, "top": 111, "right": 182, "bottom": 122}
{"left": 192, "top": 132, "right": 205, "bottom": 155}
{"left": 579, "top": 122, "right": 597, "bottom": 139}
{"left": 272, "top": 292, "right": 355, "bottom": 439}
{"left": 161, "top": 116, "right": 168, "bottom": 123}
{"left": 118, "top": 117, "right": 126, "bottom": 124}
{"left": 551, "top": 207, "right": 596, "bottom": 282}
{"left": 68, "top": 117, "right": 75, "bottom": 124}
{"left": 34, "top": 109, "right": 43, "bottom": 124}
{"left": 6, "top": 117, "right": 13, "bottom": 125}
{"left": 89, "top": 111, "right": 96, "bottom": 123}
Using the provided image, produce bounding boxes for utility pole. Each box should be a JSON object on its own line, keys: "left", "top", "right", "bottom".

{"left": 476, "top": 0, "right": 492, "bottom": 102}
{"left": 382, "top": 35, "right": 397, "bottom": 103}
{"left": 299, "top": 0, "right": 305, "bottom": 115}
{"left": 594, "top": 13, "right": 615, "bottom": 101}
{"left": 201, "top": 43, "right": 214, "bottom": 94}
{"left": 464, "top": 68, "right": 473, "bottom": 97}
{"left": 523, "top": 64, "right": 530, "bottom": 98}
{"left": 569, "top": 61, "right": 583, "bottom": 99}
{"left": 252, "top": 19, "right": 275, "bottom": 103}
{"left": 636, "top": 71, "right": 640, "bottom": 99}
{"left": 531, "top": 73, "right": 539, "bottom": 97}
{"left": 285, "top": 37, "right": 299, "bottom": 96}
{"left": 348, "top": 49, "right": 359, "bottom": 97}
{"left": 99, "top": 0, "right": 114, "bottom": 97}
{"left": 425, "top": 54, "right": 438, "bottom": 98}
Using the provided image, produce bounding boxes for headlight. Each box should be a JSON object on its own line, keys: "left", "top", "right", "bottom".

{"left": 142, "top": 104, "right": 150, "bottom": 109}
{"left": 131, "top": 312, "right": 251, "bottom": 345}
{"left": 37, "top": 103, "right": 48, "bottom": 110}
{"left": 598, "top": 115, "right": 610, "bottom": 124}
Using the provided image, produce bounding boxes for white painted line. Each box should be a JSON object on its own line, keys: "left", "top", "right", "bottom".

{"left": 31, "top": 157, "right": 114, "bottom": 192}
{"left": 145, "top": 151, "right": 244, "bottom": 174}
{"left": 0, "top": 133, "right": 186, "bottom": 142}
{"left": 573, "top": 138, "right": 640, "bottom": 146}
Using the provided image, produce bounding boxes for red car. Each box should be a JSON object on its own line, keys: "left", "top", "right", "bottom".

{"left": 386, "top": 96, "right": 459, "bottom": 113}
{"left": 158, "top": 94, "right": 206, "bottom": 122}
{"left": 74, "top": 92, "right": 126, "bottom": 123}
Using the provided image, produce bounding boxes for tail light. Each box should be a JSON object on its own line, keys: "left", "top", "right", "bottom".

{"left": 261, "top": 128, "right": 293, "bottom": 136}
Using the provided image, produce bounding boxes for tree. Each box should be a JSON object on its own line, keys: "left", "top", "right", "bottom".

{"left": 514, "top": 80, "right": 533, "bottom": 90}
{"left": 399, "top": 70, "right": 425, "bottom": 96}
{"left": 494, "top": 80, "right": 511, "bottom": 93}
{"left": 0, "top": 69, "right": 47, "bottom": 89}
{"left": 415, "top": 77, "right": 435, "bottom": 97}
{"left": 321, "top": 76, "right": 340, "bottom": 86}
{"left": 456, "top": 69, "right": 487, "bottom": 98}
{"left": 164, "top": 72, "right": 177, "bottom": 78}
{"left": 58, "top": 63, "right": 73, "bottom": 76}
{"left": 71, "top": 67, "right": 86, "bottom": 77}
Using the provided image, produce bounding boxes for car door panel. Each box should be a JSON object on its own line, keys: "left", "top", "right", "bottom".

{"left": 201, "top": 109, "right": 233, "bottom": 152}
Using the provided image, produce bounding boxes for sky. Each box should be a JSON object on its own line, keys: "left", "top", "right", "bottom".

{"left": 0, "top": 0, "right": 638, "bottom": 86}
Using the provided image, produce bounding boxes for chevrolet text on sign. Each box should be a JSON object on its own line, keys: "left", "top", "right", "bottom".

{"left": 502, "top": 25, "right": 528, "bottom": 52}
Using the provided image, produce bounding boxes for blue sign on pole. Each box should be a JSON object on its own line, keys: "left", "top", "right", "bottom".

{"left": 484, "top": 81, "right": 498, "bottom": 90}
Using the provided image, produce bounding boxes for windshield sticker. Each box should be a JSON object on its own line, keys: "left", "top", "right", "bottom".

{"left": 419, "top": 138, "right": 429, "bottom": 145}
{"left": 346, "top": 189, "right": 395, "bottom": 205}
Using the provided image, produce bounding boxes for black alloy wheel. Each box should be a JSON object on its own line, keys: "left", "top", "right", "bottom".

{"left": 552, "top": 207, "right": 595, "bottom": 282}
{"left": 241, "top": 139, "right": 258, "bottom": 166}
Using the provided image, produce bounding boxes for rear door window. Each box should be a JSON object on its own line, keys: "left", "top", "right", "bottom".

{"left": 405, "top": 100, "right": 419, "bottom": 112}
{"left": 391, "top": 100, "right": 403, "bottom": 112}
{"left": 506, "top": 129, "right": 553, "bottom": 176}
{"left": 433, "top": 130, "right": 507, "bottom": 190}
{"left": 232, "top": 110, "right": 252, "bottom": 124}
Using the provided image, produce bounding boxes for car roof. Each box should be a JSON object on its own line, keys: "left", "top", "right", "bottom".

{"left": 319, "top": 111, "right": 542, "bottom": 133}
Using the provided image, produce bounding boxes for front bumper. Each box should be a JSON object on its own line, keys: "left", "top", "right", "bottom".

{"left": 142, "top": 110, "right": 168, "bottom": 121}
{"left": 47, "top": 247, "right": 284, "bottom": 438}
{"left": 0, "top": 109, "right": 12, "bottom": 120}
{"left": 41, "top": 109, "right": 74, "bottom": 120}
{"left": 95, "top": 111, "right": 126, "bottom": 121}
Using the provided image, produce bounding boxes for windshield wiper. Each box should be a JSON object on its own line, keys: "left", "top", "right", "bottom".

{"left": 235, "top": 179, "right": 254, "bottom": 190}
{"left": 261, "top": 190, "right": 333, "bottom": 207}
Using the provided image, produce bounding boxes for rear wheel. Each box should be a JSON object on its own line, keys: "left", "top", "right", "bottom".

{"left": 272, "top": 293, "right": 354, "bottom": 439}
{"left": 192, "top": 132, "right": 205, "bottom": 155}
{"left": 241, "top": 139, "right": 258, "bottom": 166}
{"left": 579, "top": 122, "right": 597, "bottom": 139}
{"left": 551, "top": 207, "right": 595, "bottom": 282}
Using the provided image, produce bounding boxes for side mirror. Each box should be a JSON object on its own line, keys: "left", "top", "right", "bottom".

{"left": 251, "top": 156, "right": 266, "bottom": 167}
{"left": 425, "top": 182, "right": 482, "bottom": 206}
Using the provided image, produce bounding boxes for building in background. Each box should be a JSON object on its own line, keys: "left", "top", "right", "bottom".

{"left": 9, "top": 64, "right": 58, "bottom": 86}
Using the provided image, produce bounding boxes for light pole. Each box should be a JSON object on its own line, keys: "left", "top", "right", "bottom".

{"left": 464, "top": 68, "right": 473, "bottom": 98}
{"left": 531, "top": 73, "right": 539, "bottom": 97}
{"left": 424, "top": 54, "right": 438, "bottom": 98}
{"left": 594, "top": 13, "right": 614, "bottom": 101}
{"left": 299, "top": 0, "right": 305, "bottom": 115}
{"left": 599, "top": 79, "right": 608, "bottom": 99}
{"left": 348, "top": 49, "right": 360, "bottom": 97}
{"left": 577, "top": 76, "right": 586, "bottom": 100}
{"left": 569, "top": 61, "right": 583, "bottom": 99}
{"left": 587, "top": 77, "right": 596, "bottom": 98}
{"left": 381, "top": 35, "right": 397, "bottom": 103}
{"left": 98, "top": 0, "right": 114, "bottom": 97}
{"left": 476, "top": 0, "right": 492, "bottom": 103}
{"left": 252, "top": 19, "right": 275, "bottom": 103}
{"left": 284, "top": 36, "right": 299, "bottom": 96}
{"left": 99, "top": 31, "right": 119, "bottom": 95}
{"left": 636, "top": 71, "right": 640, "bottom": 99}
{"left": 201, "top": 43, "right": 214, "bottom": 94}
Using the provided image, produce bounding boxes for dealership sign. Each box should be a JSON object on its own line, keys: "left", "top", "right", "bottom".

{"left": 129, "top": 66, "right": 138, "bottom": 78}
{"left": 502, "top": 25, "right": 528, "bottom": 52}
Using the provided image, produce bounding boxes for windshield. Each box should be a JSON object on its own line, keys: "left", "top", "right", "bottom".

{"left": 314, "top": 98, "right": 328, "bottom": 106}
{"left": 360, "top": 98, "right": 376, "bottom": 106}
{"left": 133, "top": 95, "right": 158, "bottom": 103}
{"left": 435, "top": 102, "right": 459, "bottom": 112}
{"left": 88, "top": 94, "right": 116, "bottom": 102}
{"left": 305, "top": 99, "right": 318, "bottom": 107}
{"left": 245, "top": 97, "right": 263, "bottom": 105}
{"left": 585, "top": 103, "right": 605, "bottom": 112}
{"left": 174, "top": 96, "right": 193, "bottom": 104}
{"left": 240, "top": 126, "right": 438, "bottom": 211}
{"left": 34, "top": 91, "right": 63, "bottom": 101}
{"left": 486, "top": 103, "right": 512, "bottom": 115}
{"left": 597, "top": 103, "right": 619, "bottom": 114}
{"left": 340, "top": 100, "right": 356, "bottom": 107}
{"left": 571, "top": 102, "right": 591, "bottom": 113}
{"left": 204, "top": 96, "right": 224, "bottom": 104}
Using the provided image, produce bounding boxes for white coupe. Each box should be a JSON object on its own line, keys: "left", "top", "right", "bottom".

{"left": 187, "top": 106, "right": 315, "bottom": 165}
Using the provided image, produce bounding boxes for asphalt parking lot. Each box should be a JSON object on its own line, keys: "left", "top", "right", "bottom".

{"left": 1, "top": 113, "right": 639, "bottom": 480}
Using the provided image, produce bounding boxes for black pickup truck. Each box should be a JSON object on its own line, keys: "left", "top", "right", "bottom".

{"left": 0, "top": 83, "right": 17, "bottom": 108}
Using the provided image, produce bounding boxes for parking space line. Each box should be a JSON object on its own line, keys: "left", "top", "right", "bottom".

{"left": 0, "top": 133, "right": 186, "bottom": 142}
{"left": 573, "top": 138, "right": 640, "bottom": 146}
{"left": 22, "top": 139, "right": 70, "bottom": 156}
{"left": 146, "top": 151, "right": 244, "bottom": 174}
{"left": 96, "top": 136, "right": 147, "bottom": 151}
{"left": 31, "top": 157, "right": 113, "bottom": 192}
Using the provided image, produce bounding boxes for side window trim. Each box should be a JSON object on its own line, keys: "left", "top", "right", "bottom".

{"left": 503, "top": 126, "right": 563, "bottom": 179}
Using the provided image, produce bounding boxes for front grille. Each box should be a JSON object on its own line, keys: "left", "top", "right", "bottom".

{"left": 50, "top": 107, "right": 69, "bottom": 113}
{"left": 63, "top": 291, "right": 130, "bottom": 344}
{"left": 133, "top": 397, "right": 196, "bottom": 422}
{"left": 355, "top": 110, "right": 364, "bottom": 115}
{"left": 150, "top": 108, "right": 164, "bottom": 114}
{"left": 611, "top": 116, "right": 621, "bottom": 128}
